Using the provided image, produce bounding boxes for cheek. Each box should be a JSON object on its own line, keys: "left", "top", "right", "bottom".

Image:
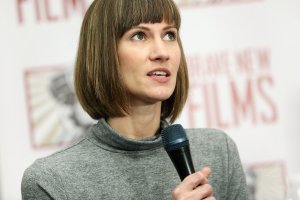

{"left": 118, "top": 50, "right": 134, "bottom": 75}
{"left": 173, "top": 49, "right": 181, "bottom": 72}
{"left": 118, "top": 48, "right": 129, "bottom": 68}
{"left": 118, "top": 52, "right": 141, "bottom": 89}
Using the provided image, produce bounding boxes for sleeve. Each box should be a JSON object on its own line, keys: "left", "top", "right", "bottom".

{"left": 225, "top": 135, "right": 250, "bottom": 200}
{"left": 21, "top": 161, "right": 68, "bottom": 200}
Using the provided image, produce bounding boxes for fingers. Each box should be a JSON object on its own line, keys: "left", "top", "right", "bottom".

{"left": 190, "top": 183, "right": 213, "bottom": 199}
{"left": 172, "top": 167, "right": 215, "bottom": 200}
{"left": 173, "top": 183, "right": 214, "bottom": 200}
{"left": 182, "top": 169, "right": 209, "bottom": 190}
{"left": 203, "top": 197, "right": 216, "bottom": 200}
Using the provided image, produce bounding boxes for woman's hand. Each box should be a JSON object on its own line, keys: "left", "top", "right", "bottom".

{"left": 172, "top": 167, "right": 216, "bottom": 200}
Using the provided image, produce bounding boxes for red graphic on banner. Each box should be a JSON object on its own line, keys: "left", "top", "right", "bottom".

{"left": 186, "top": 47, "right": 278, "bottom": 129}
{"left": 175, "top": 0, "right": 264, "bottom": 8}
{"left": 16, "top": 0, "right": 88, "bottom": 24}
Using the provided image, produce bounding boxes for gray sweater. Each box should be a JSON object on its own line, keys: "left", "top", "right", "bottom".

{"left": 21, "top": 119, "right": 249, "bottom": 199}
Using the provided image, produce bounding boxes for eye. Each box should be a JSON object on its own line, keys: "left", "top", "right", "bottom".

{"left": 131, "top": 32, "right": 146, "bottom": 41}
{"left": 163, "top": 31, "right": 177, "bottom": 41}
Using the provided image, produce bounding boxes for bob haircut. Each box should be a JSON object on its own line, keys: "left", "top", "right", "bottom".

{"left": 75, "top": 0, "right": 189, "bottom": 123}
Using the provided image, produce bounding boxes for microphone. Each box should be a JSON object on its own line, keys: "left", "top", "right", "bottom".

{"left": 161, "top": 124, "right": 195, "bottom": 181}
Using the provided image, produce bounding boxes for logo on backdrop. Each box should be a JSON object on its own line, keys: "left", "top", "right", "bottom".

{"left": 186, "top": 47, "right": 278, "bottom": 129}
{"left": 174, "top": 0, "right": 263, "bottom": 7}
{"left": 24, "top": 66, "right": 95, "bottom": 149}
{"left": 15, "top": 0, "right": 264, "bottom": 24}
{"left": 16, "top": 0, "right": 90, "bottom": 24}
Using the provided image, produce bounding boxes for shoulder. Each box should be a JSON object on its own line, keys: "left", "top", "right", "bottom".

{"left": 186, "top": 128, "right": 235, "bottom": 147}
{"left": 186, "top": 128, "right": 227, "bottom": 139}
{"left": 22, "top": 138, "right": 93, "bottom": 197}
{"left": 22, "top": 137, "right": 92, "bottom": 180}
{"left": 185, "top": 128, "right": 249, "bottom": 199}
{"left": 185, "top": 128, "right": 239, "bottom": 160}
{"left": 21, "top": 153, "right": 69, "bottom": 199}
{"left": 41, "top": 138, "right": 90, "bottom": 164}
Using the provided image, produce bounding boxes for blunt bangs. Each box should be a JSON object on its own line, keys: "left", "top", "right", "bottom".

{"left": 115, "top": 0, "right": 181, "bottom": 38}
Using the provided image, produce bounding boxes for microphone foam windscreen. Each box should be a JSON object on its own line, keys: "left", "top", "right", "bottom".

{"left": 161, "top": 124, "right": 189, "bottom": 151}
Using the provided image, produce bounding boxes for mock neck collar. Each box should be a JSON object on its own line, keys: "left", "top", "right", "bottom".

{"left": 89, "top": 118, "right": 169, "bottom": 152}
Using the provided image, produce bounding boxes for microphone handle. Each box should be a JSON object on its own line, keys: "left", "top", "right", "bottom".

{"left": 167, "top": 146, "right": 195, "bottom": 181}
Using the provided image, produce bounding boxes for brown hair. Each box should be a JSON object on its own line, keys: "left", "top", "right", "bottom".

{"left": 74, "top": 0, "right": 189, "bottom": 123}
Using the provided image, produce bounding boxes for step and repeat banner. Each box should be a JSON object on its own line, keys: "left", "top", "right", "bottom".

{"left": 1, "top": 0, "right": 300, "bottom": 199}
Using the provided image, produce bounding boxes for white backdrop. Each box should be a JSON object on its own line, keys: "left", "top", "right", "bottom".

{"left": 1, "top": 0, "right": 300, "bottom": 199}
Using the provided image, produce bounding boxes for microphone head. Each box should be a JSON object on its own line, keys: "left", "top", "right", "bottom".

{"left": 161, "top": 124, "right": 189, "bottom": 152}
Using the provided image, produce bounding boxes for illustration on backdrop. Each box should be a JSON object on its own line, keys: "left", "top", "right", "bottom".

{"left": 24, "top": 66, "right": 95, "bottom": 149}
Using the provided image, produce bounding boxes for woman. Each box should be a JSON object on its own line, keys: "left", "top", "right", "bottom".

{"left": 21, "top": 0, "right": 249, "bottom": 199}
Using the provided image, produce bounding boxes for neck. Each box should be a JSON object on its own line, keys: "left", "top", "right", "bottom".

{"left": 107, "top": 103, "right": 162, "bottom": 139}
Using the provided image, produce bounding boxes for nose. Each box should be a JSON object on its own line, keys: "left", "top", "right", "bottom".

{"left": 149, "top": 39, "right": 170, "bottom": 62}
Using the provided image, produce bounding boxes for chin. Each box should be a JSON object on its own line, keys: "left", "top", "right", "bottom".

{"left": 130, "top": 88, "right": 175, "bottom": 104}
{"left": 149, "top": 92, "right": 174, "bottom": 102}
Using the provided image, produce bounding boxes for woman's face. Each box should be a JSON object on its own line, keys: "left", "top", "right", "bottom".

{"left": 117, "top": 21, "right": 181, "bottom": 105}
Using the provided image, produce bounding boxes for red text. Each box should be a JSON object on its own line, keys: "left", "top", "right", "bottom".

{"left": 16, "top": 0, "right": 88, "bottom": 24}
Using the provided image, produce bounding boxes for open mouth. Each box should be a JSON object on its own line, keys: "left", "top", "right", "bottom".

{"left": 147, "top": 70, "right": 170, "bottom": 77}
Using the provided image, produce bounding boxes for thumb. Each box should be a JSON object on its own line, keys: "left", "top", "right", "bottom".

{"left": 201, "top": 167, "right": 211, "bottom": 178}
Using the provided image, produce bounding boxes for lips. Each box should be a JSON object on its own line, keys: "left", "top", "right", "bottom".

{"left": 147, "top": 68, "right": 171, "bottom": 83}
{"left": 147, "top": 69, "right": 171, "bottom": 77}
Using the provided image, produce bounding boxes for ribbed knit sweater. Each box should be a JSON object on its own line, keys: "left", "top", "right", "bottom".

{"left": 21, "top": 118, "right": 249, "bottom": 199}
